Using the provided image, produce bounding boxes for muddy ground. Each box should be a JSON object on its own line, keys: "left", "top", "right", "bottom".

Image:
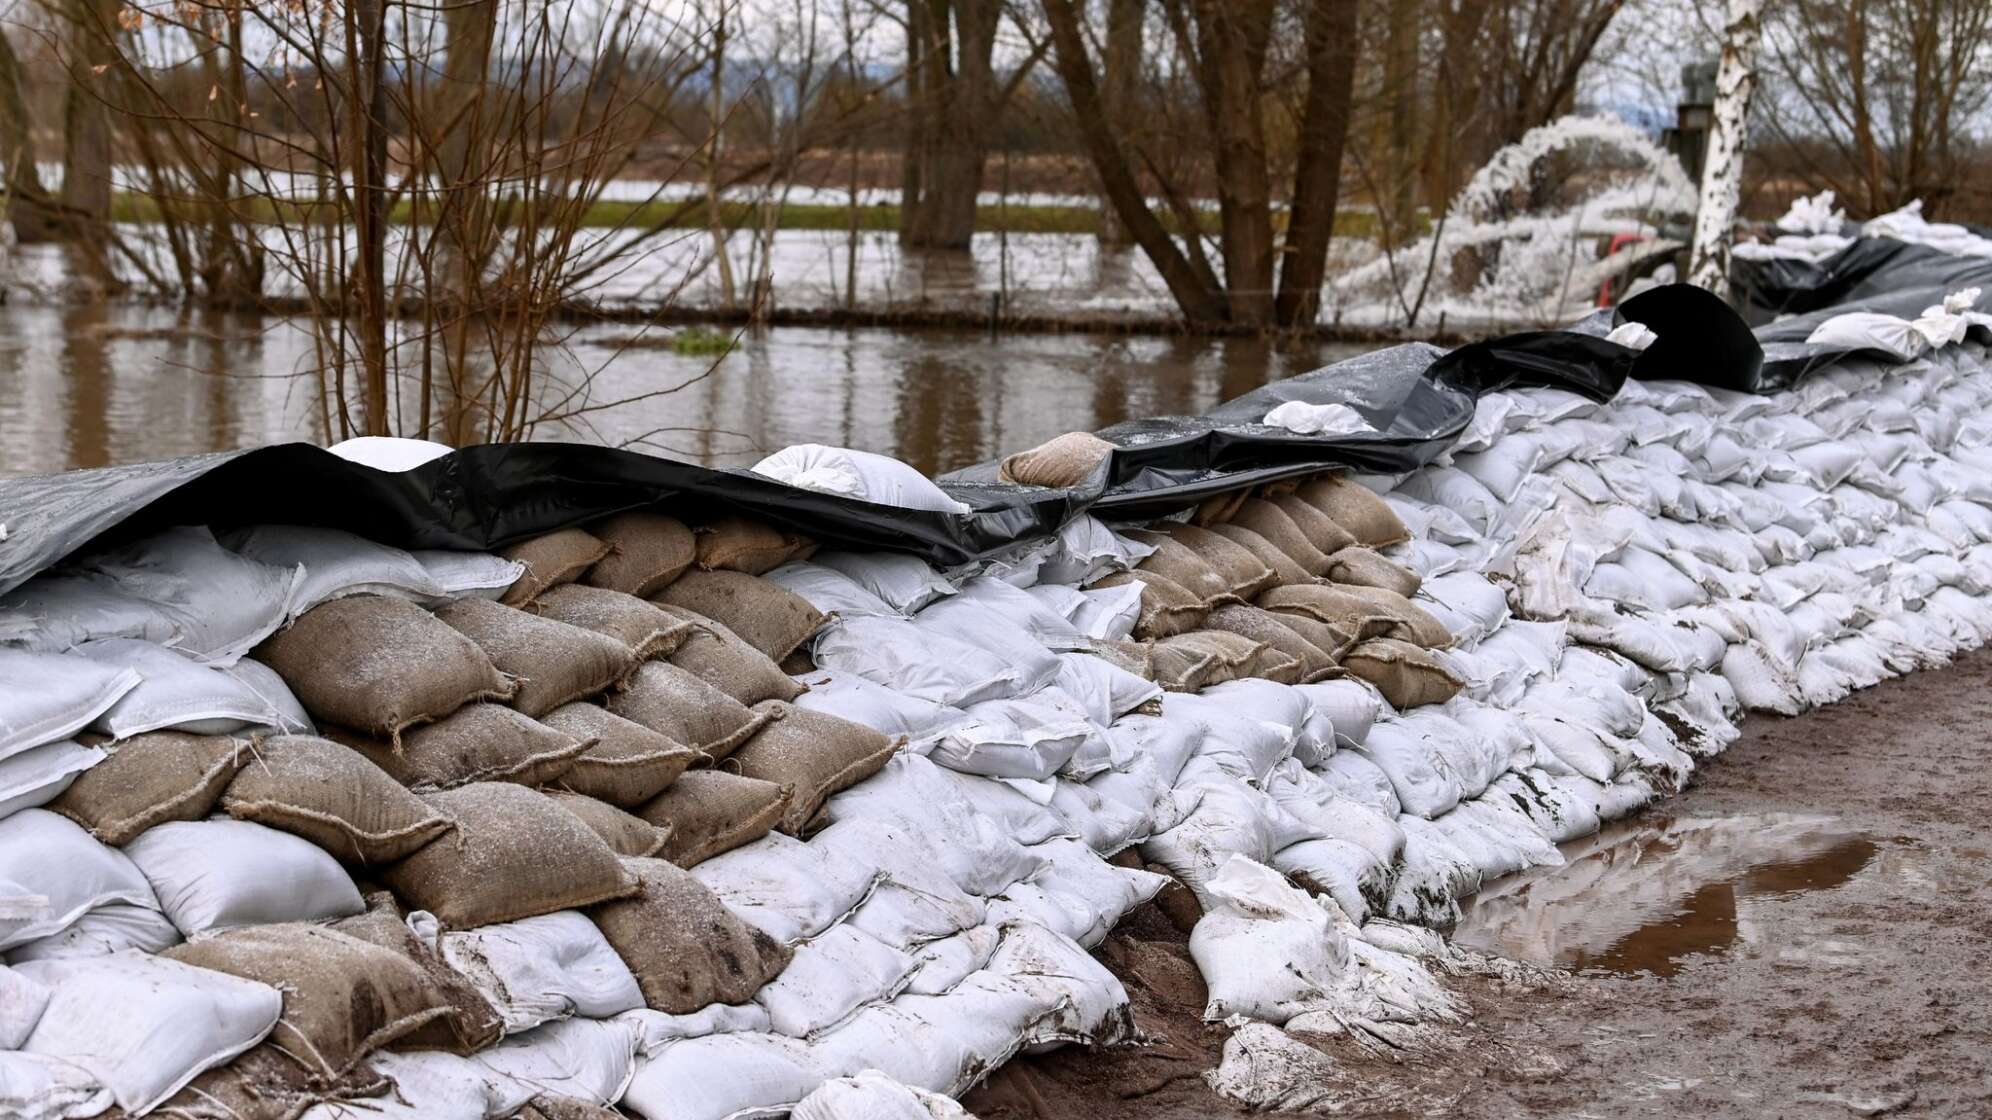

{"left": 964, "top": 651, "right": 1992, "bottom": 1119}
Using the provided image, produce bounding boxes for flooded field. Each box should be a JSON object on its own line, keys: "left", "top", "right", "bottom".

{"left": 0, "top": 294, "right": 1365, "bottom": 480}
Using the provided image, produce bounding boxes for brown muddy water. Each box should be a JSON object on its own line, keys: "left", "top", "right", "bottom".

{"left": 0, "top": 299, "right": 1365, "bottom": 480}
{"left": 1450, "top": 815, "right": 1882, "bottom": 977}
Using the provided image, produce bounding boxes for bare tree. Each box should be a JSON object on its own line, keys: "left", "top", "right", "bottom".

{"left": 1757, "top": 0, "right": 1992, "bottom": 218}
{"left": 1042, "top": 0, "right": 1360, "bottom": 328}
{"left": 1690, "top": 0, "right": 1763, "bottom": 296}
{"left": 898, "top": 0, "right": 1042, "bottom": 250}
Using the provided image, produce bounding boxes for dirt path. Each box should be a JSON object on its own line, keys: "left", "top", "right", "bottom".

{"left": 964, "top": 651, "right": 1992, "bottom": 1119}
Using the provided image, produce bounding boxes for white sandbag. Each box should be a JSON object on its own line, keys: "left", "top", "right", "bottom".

{"left": 622, "top": 1031, "right": 830, "bottom": 1120}
{"left": 1202, "top": 1022, "right": 1347, "bottom": 1111}
{"left": 814, "top": 552, "right": 956, "bottom": 614}
{"left": 1349, "top": 722, "right": 1462, "bottom": 820}
{"left": 1805, "top": 312, "right": 1927, "bottom": 361}
{"left": 4, "top": 901, "right": 181, "bottom": 963}
{"left": 620, "top": 1003, "right": 772, "bottom": 1056}
{"left": 0, "top": 739, "right": 103, "bottom": 822}
{"left": 765, "top": 562, "right": 900, "bottom": 618}
{"left": 757, "top": 924, "right": 916, "bottom": 1038}
{"left": 78, "top": 639, "right": 312, "bottom": 740}
{"left": 949, "top": 577, "right": 1090, "bottom": 649}
{"left": 753, "top": 445, "right": 971, "bottom": 515}
{"left": 909, "top": 598, "right": 1063, "bottom": 692}
{"left": 0, "top": 962, "right": 49, "bottom": 1048}
{"left": 812, "top": 973, "right": 1056, "bottom": 1097}
{"left": 470, "top": 1015, "right": 644, "bottom": 1107}
{"left": 1047, "top": 776, "right": 1154, "bottom": 854}
{"left": 1165, "top": 687, "right": 1303, "bottom": 787}
{"left": 0, "top": 1051, "right": 111, "bottom": 1120}
{"left": 328, "top": 434, "right": 453, "bottom": 470}
{"left": 813, "top": 616, "right": 1018, "bottom": 707}
{"left": 1052, "top": 653, "right": 1161, "bottom": 728}
{"left": 1292, "top": 680, "right": 1379, "bottom": 748}
{"left": 357, "top": 1050, "right": 529, "bottom": 1120}
{"left": 17, "top": 951, "right": 282, "bottom": 1114}
{"left": 417, "top": 910, "right": 646, "bottom": 1034}
{"left": 691, "top": 832, "right": 880, "bottom": 945}
{"left": 1140, "top": 764, "right": 1311, "bottom": 907}
{"left": 1264, "top": 759, "right": 1406, "bottom": 869}
{"left": 987, "top": 920, "right": 1133, "bottom": 1048}
{"left": 1026, "top": 581, "right": 1143, "bottom": 641}
{"left": 1271, "top": 837, "right": 1382, "bottom": 925}
{"left": 791, "top": 1070, "right": 972, "bottom": 1120}
{"left": 901, "top": 925, "right": 1002, "bottom": 997}
{"left": 4, "top": 526, "right": 301, "bottom": 666}
{"left": 411, "top": 549, "right": 528, "bottom": 600}
{"left": 1189, "top": 856, "right": 1348, "bottom": 1025}
{"left": 1262, "top": 400, "right": 1372, "bottom": 436}
{"left": 0, "top": 810, "right": 158, "bottom": 952}
{"left": 986, "top": 838, "right": 1165, "bottom": 948}
{"left": 0, "top": 648, "right": 140, "bottom": 764}
{"left": 846, "top": 875, "right": 986, "bottom": 952}
{"left": 1309, "top": 750, "right": 1401, "bottom": 816}
{"left": 816, "top": 756, "right": 1053, "bottom": 892}
{"left": 1519, "top": 714, "right": 1624, "bottom": 784}
{"left": 791, "top": 668, "right": 967, "bottom": 744}
{"left": 1416, "top": 572, "right": 1510, "bottom": 645}
{"left": 123, "top": 818, "right": 363, "bottom": 938}
{"left": 219, "top": 524, "right": 445, "bottom": 615}
{"left": 927, "top": 696, "right": 1093, "bottom": 781}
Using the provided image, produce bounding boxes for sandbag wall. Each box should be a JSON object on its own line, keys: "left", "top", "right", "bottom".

{"left": 8, "top": 337, "right": 1992, "bottom": 1118}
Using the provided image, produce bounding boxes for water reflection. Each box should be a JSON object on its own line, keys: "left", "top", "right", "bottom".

{"left": 1450, "top": 815, "right": 1879, "bottom": 976}
{"left": 0, "top": 300, "right": 1365, "bottom": 479}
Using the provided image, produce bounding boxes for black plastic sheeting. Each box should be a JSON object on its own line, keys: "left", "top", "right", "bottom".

{"left": 1734, "top": 238, "right": 1992, "bottom": 390}
{"left": 0, "top": 275, "right": 1901, "bottom": 597}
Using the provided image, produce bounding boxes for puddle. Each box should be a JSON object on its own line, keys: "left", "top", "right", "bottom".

{"left": 1449, "top": 814, "right": 1878, "bottom": 976}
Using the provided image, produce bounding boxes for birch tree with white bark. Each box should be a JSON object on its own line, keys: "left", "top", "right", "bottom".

{"left": 1688, "top": 0, "right": 1764, "bottom": 298}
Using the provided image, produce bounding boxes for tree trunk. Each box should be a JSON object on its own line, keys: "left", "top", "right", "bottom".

{"left": 1419, "top": 0, "right": 1491, "bottom": 212}
{"left": 1041, "top": 0, "right": 1228, "bottom": 323}
{"left": 346, "top": 0, "right": 391, "bottom": 434}
{"left": 1275, "top": 0, "right": 1359, "bottom": 328}
{"left": 1191, "top": 0, "right": 1276, "bottom": 326}
{"left": 1380, "top": 0, "right": 1418, "bottom": 224}
{"left": 1689, "top": 0, "right": 1763, "bottom": 299}
{"left": 61, "top": 0, "right": 120, "bottom": 279}
{"left": 1095, "top": 0, "right": 1144, "bottom": 245}
{"left": 0, "top": 32, "right": 56, "bottom": 242}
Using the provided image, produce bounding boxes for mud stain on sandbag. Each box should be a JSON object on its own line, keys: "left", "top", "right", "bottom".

{"left": 1449, "top": 813, "right": 1878, "bottom": 976}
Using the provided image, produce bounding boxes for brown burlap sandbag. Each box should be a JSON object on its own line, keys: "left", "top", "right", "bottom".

{"left": 530, "top": 584, "right": 700, "bottom": 661}
{"left": 588, "top": 857, "right": 792, "bottom": 1014}
{"left": 1126, "top": 533, "right": 1235, "bottom": 605}
{"left": 1152, "top": 630, "right": 1266, "bottom": 690}
{"left": 606, "top": 662, "right": 775, "bottom": 762}
{"left": 258, "top": 596, "right": 514, "bottom": 742}
{"left": 1257, "top": 583, "right": 1452, "bottom": 648}
{"left": 728, "top": 703, "right": 901, "bottom": 835}
{"left": 1321, "top": 546, "right": 1422, "bottom": 598}
{"left": 693, "top": 516, "right": 812, "bottom": 576}
{"left": 146, "top": 1044, "right": 389, "bottom": 1120}
{"left": 334, "top": 703, "right": 591, "bottom": 791}
{"left": 635, "top": 770, "right": 791, "bottom": 867}
{"left": 47, "top": 732, "right": 249, "bottom": 845}
{"left": 655, "top": 571, "right": 827, "bottom": 661}
{"left": 1293, "top": 475, "right": 1411, "bottom": 548}
{"left": 165, "top": 924, "right": 458, "bottom": 1079}
{"left": 1341, "top": 638, "right": 1464, "bottom": 709}
{"left": 435, "top": 598, "right": 637, "bottom": 718}
{"left": 540, "top": 703, "right": 696, "bottom": 807}
{"left": 544, "top": 791, "right": 672, "bottom": 858}
{"left": 1270, "top": 494, "right": 1362, "bottom": 559}
{"left": 1205, "top": 604, "right": 1341, "bottom": 683}
{"left": 997, "top": 431, "right": 1115, "bottom": 489}
{"left": 1247, "top": 605, "right": 1360, "bottom": 660}
{"left": 583, "top": 512, "right": 697, "bottom": 597}
{"left": 331, "top": 893, "right": 504, "bottom": 1055}
{"left": 1077, "top": 639, "right": 1155, "bottom": 682}
{"left": 221, "top": 735, "right": 455, "bottom": 863}
{"left": 1226, "top": 499, "right": 1336, "bottom": 576}
{"left": 1188, "top": 489, "right": 1250, "bottom": 527}
{"left": 1143, "top": 641, "right": 1225, "bottom": 692}
{"left": 1206, "top": 523, "right": 1313, "bottom": 587}
{"left": 653, "top": 605, "right": 806, "bottom": 706}
{"left": 383, "top": 782, "right": 639, "bottom": 927}
{"left": 1085, "top": 570, "right": 1208, "bottom": 640}
{"left": 1162, "top": 524, "right": 1278, "bottom": 599}
{"left": 501, "top": 528, "right": 613, "bottom": 607}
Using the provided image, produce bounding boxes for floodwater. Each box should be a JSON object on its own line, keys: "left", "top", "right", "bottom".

{"left": 1449, "top": 814, "right": 1880, "bottom": 976}
{"left": 0, "top": 279, "right": 1368, "bottom": 480}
